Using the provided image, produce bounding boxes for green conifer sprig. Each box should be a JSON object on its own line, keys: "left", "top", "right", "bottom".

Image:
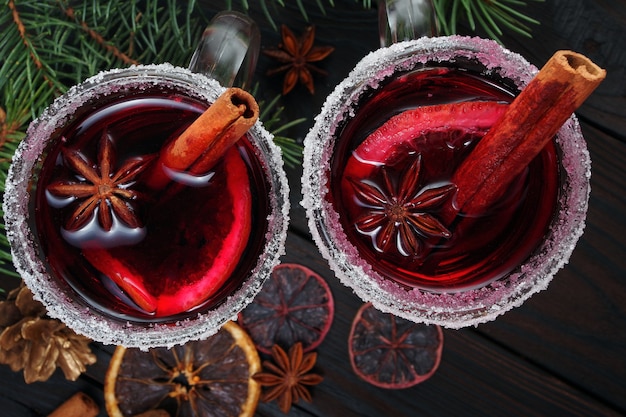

{"left": 2, "top": 0, "right": 206, "bottom": 124}
{"left": 226, "top": 0, "right": 336, "bottom": 30}
{"left": 432, "top": 0, "right": 542, "bottom": 42}
{"left": 258, "top": 94, "right": 306, "bottom": 168}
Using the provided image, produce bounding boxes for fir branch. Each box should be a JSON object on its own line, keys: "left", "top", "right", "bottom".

{"left": 7, "top": 0, "right": 41, "bottom": 70}
{"left": 4, "top": 1, "right": 65, "bottom": 95}
{"left": 61, "top": 4, "right": 139, "bottom": 65}
{"left": 257, "top": 92, "right": 305, "bottom": 169}
{"left": 433, "top": 0, "right": 542, "bottom": 43}
{"left": 229, "top": 0, "right": 339, "bottom": 31}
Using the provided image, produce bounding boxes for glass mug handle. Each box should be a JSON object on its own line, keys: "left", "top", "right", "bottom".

{"left": 188, "top": 11, "right": 261, "bottom": 89}
{"left": 378, "top": 0, "right": 439, "bottom": 47}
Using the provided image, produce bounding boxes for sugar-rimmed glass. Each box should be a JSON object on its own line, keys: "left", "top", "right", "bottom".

{"left": 301, "top": 36, "right": 590, "bottom": 328}
{"left": 3, "top": 64, "right": 290, "bottom": 348}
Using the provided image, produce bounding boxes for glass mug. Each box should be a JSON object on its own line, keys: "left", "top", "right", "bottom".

{"left": 4, "top": 18, "right": 289, "bottom": 348}
{"left": 301, "top": 36, "right": 590, "bottom": 328}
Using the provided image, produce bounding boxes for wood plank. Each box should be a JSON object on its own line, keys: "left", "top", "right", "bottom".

{"left": 254, "top": 232, "right": 624, "bottom": 416}
{"left": 0, "top": 364, "right": 107, "bottom": 417}
{"left": 478, "top": 124, "right": 626, "bottom": 411}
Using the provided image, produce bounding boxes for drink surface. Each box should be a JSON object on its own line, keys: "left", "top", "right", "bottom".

{"left": 331, "top": 67, "right": 559, "bottom": 292}
{"left": 34, "top": 88, "right": 270, "bottom": 321}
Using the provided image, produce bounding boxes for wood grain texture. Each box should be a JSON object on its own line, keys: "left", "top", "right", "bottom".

{"left": 261, "top": 234, "right": 625, "bottom": 417}
{"left": 478, "top": 123, "right": 626, "bottom": 412}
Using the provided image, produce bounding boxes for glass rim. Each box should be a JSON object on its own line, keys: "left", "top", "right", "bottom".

{"left": 3, "top": 63, "right": 290, "bottom": 348}
{"left": 301, "top": 35, "right": 590, "bottom": 328}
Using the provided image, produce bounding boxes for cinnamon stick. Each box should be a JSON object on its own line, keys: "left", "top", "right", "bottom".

{"left": 47, "top": 392, "right": 99, "bottom": 417}
{"left": 451, "top": 50, "right": 606, "bottom": 216}
{"left": 144, "top": 87, "right": 259, "bottom": 190}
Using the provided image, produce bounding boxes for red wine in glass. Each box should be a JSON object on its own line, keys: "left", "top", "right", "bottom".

{"left": 36, "top": 88, "right": 271, "bottom": 320}
{"left": 330, "top": 67, "right": 559, "bottom": 292}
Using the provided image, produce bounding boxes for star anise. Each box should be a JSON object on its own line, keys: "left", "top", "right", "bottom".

{"left": 47, "top": 130, "right": 155, "bottom": 232}
{"left": 349, "top": 154, "right": 456, "bottom": 258}
{"left": 264, "top": 25, "right": 334, "bottom": 95}
{"left": 253, "top": 343, "right": 323, "bottom": 413}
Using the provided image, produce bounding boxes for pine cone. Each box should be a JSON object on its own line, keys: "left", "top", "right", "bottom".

{"left": 0, "top": 283, "right": 97, "bottom": 383}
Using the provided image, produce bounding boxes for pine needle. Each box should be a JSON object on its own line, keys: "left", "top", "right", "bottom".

{"left": 432, "top": 0, "right": 541, "bottom": 43}
{"left": 256, "top": 91, "right": 305, "bottom": 169}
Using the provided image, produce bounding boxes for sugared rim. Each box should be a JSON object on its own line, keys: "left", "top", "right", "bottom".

{"left": 3, "top": 64, "right": 290, "bottom": 348}
{"left": 301, "top": 36, "right": 590, "bottom": 328}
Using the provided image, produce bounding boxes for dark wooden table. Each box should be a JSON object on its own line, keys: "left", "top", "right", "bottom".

{"left": 2, "top": 0, "right": 625, "bottom": 416}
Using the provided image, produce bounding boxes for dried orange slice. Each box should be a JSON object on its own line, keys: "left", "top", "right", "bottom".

{"left": 104, "top": 321, "right": 260, "bottom": 417}
{"left": 238, "top": 263, "right": 334, "bottom": 354}
{"left": 349, "top": 303, "right": 443, "bottom": 389}
{"left": 342, "top": 101, "right": 508, "bottom": 183}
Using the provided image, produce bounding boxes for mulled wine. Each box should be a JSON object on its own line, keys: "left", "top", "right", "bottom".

{"left": 35, "top": 91, "right": 270, "bottom": 320}
{"left": 302, "top": 37, "right": 591, "bottom": 327}
{"left": 5, "top": 65, "right": 289, "bottom": 347}
{"left": 330, "top": 67, "right": 559, "bottom": 291}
